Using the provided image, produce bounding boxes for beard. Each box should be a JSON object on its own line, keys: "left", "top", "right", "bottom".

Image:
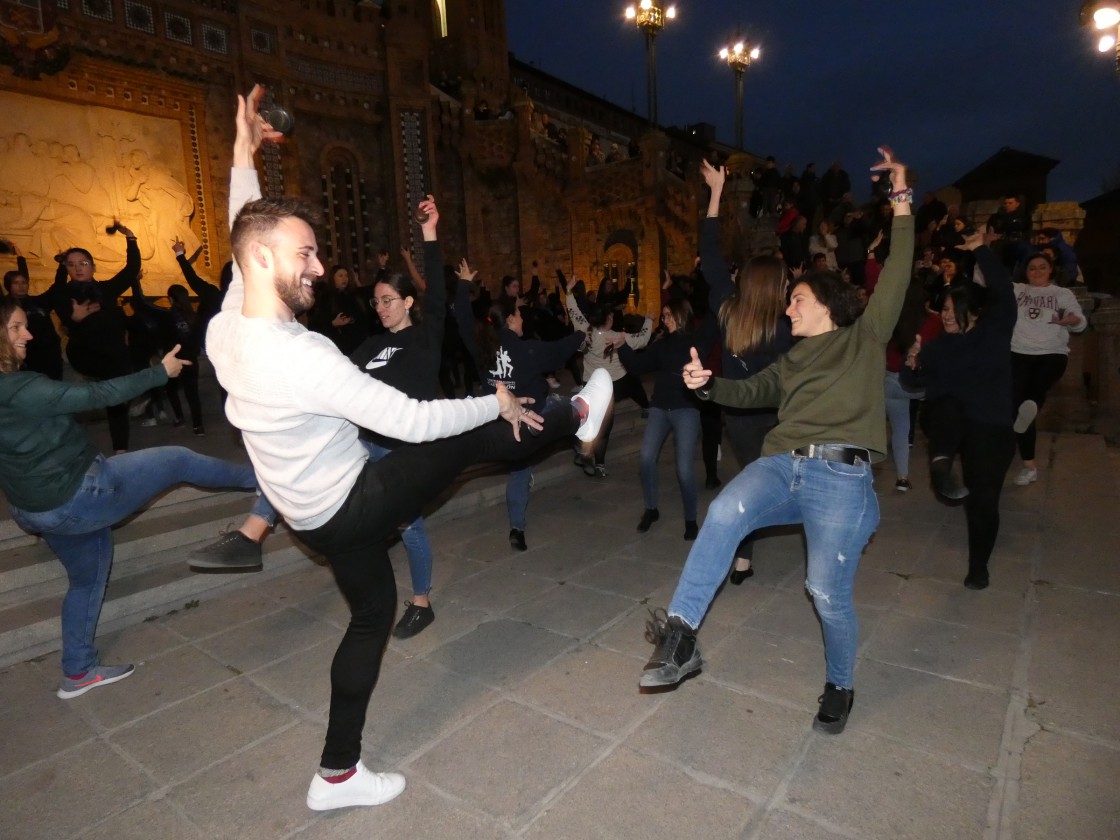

{"left": 275, "top": 270, "right": 316, "bottom": 317}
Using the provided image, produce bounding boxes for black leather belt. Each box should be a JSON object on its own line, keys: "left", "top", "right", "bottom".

{"left": 792, "top": 444, "right": 869, "bottom": 465}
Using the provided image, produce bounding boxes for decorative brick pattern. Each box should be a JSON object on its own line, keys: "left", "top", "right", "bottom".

{"left": 124, "top": 1, "right": 155, "bottom": 34}
{"left": 164, "top": 12, "right": 192, "bottom": 45}
{"left": 82, "top": 0, "right": 114, "bottom": 22}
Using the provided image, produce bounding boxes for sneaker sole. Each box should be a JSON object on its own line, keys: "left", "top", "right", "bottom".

{"left": 306, "top": 777, "right": 406, "bottom": 811}
{"left": 812, "top": 714, "right": 850, "bottom": 735}
{"left": 638, "top": 652, "right": 702, "bottom": 690}
{"left": 57, "top": 666, "right": 135, "bottom": 699}
{"left": 1013, "top": 400, "right": 1039, "bottom": 434}
{"left": 189, "top": 560, "right": 264, "bottom": 574}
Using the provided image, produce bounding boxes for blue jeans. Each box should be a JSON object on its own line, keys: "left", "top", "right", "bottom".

{"left": 361, "top": 440, "right": 433, "bottom": 596}
{"left": 884, "top": 371, "right": 919, "bottom": 478}
{"left": 506, "top": 465, "right": 533, "bottom": 531}
{"left": 667, "top": 452, "right": 878, "bottom": 688}
{"left": 9, "top": 448, "right": 261, "bottom": 676}
{"left": 640, "top": 407, "right": 700, "bottom": 520}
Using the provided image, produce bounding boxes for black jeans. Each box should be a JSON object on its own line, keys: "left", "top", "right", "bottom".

{"left": 1011, "top": 352, "right": 1068, "bottom": 461}
{"left": 960, "top": 421, "right": 1015, "bottom": 578}
{"left": 297, "top": 401, "right": 579, "bottom": 770}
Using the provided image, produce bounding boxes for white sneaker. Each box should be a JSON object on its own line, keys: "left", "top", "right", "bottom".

{"left": 574, "top": 368, "right": 614, "bottom": 443}
{"left": 1015, "top": 467, "right": 1038, "bottom": 486}
{"left": 306, "top": 761, "right": 406, "bottom": 811}
{"left": 1013, "top": 400, "right": 1038, "bottom": 434}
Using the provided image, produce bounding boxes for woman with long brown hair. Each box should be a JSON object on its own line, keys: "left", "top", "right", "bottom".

{"left": 0, "top": 299, "right": 265, "bottom": 699}
{"left": 702, "top": 159, "right": 793, "bottom": 583}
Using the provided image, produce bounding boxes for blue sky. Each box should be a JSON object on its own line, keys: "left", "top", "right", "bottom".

{"left": 507, "top": 0, "right": 1120, "bottom": 202}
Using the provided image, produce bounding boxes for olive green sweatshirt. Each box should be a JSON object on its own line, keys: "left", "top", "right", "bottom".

{"left": 0, "top": 366, "right": 167, "bottom": 512}
{"left": 701, "top": 216, "right": 914, "bottom": 463}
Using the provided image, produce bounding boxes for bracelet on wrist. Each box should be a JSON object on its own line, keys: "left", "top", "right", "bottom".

{"left": 888, "top": 188, "right": 913, "bottom": 206}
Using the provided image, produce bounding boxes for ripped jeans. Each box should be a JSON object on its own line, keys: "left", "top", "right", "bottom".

{"left": 667, "top": 451, "right": 878, "bottom": 688}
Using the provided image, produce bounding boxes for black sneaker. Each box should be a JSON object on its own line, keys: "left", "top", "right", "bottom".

{"left": 930, "top": 457, "right": 968, "bottom": 500}
{"left": 639, "top": 609, "right": 701, "bottom": 689}
{"left": 813, "top": 682, "right": 854, "bottom": 734}
{"left": 637, "top": 508, "right": 659, "bottom": 532}
{"left": 189, "top": 531, "right": 263, "bottom": 573}
{"left": 392, "top": 601, "right": 435, "bottom": 639}
{"left": 509, "top": 528, "right": 527, "bottom": 551}
{"left": 963, "top": 572, "right": 990, "bottom": 590}
{"left": 683, "top": 520, "right": 698, "bottom": 541}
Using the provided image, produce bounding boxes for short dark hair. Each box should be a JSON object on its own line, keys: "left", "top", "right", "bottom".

{"left": 794, "top": 270, "right": 863, "bottom": 328}
{"left": 3, "top": 269, "right": 26, "bottom": 292}
{"left": 63, "top": 247, "right": 94, "bottom": 267}
{"left": 230, "top": 198, "right": 319, "bottom": 265}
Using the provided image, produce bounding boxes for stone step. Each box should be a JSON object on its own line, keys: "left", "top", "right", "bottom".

{"left": 0, "top": 398, "right": 646, "bottom": 669}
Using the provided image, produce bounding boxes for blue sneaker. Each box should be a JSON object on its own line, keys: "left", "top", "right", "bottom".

{"left": 57, "top": 663, "right": 135, "bottom": 699}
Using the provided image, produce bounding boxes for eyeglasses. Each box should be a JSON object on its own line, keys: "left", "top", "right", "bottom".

{"left": 374, "top": 296, "right": 403, "bottom": 308}
{"left": 66, "top": 260, "right": 92, "bottom": 268}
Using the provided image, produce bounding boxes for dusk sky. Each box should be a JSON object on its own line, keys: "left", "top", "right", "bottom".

{"left": 506, "top": 1, "right": 1120, "bottom": 203}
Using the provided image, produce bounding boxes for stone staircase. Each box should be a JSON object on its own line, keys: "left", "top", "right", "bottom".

{"left": 0, "top": 374, "right": 647, "bottom": 670}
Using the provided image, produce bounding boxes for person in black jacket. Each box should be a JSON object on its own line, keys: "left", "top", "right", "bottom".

{"left": 903, "top": 228, "right": 1016, "bottom": 590}
{"left": 3, "top": 244, "right": 65, "bottom": 379}
{"left": 53, "top": 221, "right": 141, "bottom": 452}
{"left": 460, "top": 268, "right": 587, "bottom": 550}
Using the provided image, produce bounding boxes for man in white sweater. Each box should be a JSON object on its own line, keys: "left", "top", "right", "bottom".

{"left": 207, "top": 87, "right": 612, "bottom": 812}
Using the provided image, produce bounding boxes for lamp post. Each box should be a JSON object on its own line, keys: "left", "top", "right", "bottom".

{"left": 1081, "top": 1, "right": 1120, "bottom": 71}
{"left": 625, "top": 1, "right": 677, "bottom": 125}
{"left": 718, "top": 38, "right": 760, "bottom": 149}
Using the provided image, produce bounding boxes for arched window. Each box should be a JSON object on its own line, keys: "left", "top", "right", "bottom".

{"left": 320, "top": 148, "right": 374, "bottom": 274}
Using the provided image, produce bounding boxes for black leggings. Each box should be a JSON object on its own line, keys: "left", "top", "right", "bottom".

{"left": 165, "top": 363, "right": 202, "bottom": 427}
{"left": 960, "top": 421, "right": 1015, "bottom": 577}
{"left": 724, "top": 412, "right": 777, "bottom": 561}
{"left": 297, "top": 401, "right": 580, "bottom": 770}
{"left": 1011, "top": 352, "right": 1068, "bottom": 461}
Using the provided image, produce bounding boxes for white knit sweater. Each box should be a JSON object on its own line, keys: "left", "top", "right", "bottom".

{"left": 206, "top": 168, "right": 499, "bottom": 529}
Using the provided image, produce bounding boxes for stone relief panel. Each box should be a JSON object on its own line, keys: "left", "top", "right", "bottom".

{"left": 0, "top": 89, "right": 201, "bottom": 284}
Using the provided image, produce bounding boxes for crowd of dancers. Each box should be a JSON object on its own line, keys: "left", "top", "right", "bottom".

{"left": 0, "top": 87, "right": 1089, "bottom": 811}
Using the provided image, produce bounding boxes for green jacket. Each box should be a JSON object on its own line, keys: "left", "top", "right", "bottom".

{"left": 701, "top": 216, "right": 915, "bottom": 462}
{"left": 0, "top": 366, "right": 167, "bottom": 512}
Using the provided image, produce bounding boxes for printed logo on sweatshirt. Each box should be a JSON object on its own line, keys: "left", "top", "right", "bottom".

{"left": 365, "top": 346, "right": 401, "bottom": 370}
{"left": 489, "top": 348, "right": 514, "bottom": 380}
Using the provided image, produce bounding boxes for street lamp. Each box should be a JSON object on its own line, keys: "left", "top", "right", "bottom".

{"left": 718, "top": 38, "right": 760, "bottom": 149}
{"left": 624, "top": 1, "right": 677, "bottom": 125}
{"left": 1081, "top": 1, "right": 1120, "bottom": 70}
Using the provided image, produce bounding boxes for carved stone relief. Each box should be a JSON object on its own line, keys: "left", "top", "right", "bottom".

{"left": 0, "top": 89, "right": 200, "bottom": 285}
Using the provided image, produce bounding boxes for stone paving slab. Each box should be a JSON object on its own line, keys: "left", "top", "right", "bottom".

{"left": 1, "top": 431, "right": 1118, "bottom": 839}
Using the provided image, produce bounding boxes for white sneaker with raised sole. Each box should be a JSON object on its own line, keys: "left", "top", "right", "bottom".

{"left": 573, "top": 368, "right": 614, "bottom": 443}
{"left": 1013, "top": 400, "right": 1038, "bottom": 434}
{"left": 1014, "top": 467, "right": 1038, "bottom": 486}
{"left": 306, "top": 761, "right": 406, "bottom": 811}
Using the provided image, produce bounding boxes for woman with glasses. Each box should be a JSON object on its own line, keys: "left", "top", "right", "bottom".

{"left": 346, "top": 199, "right": 449, "bottom": 639}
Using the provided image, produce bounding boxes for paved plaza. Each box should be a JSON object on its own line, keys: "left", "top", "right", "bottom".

{"left": 1, "top": 399, "right": 1118, "bottom": 839}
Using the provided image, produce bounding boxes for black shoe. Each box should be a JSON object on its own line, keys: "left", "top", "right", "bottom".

{"left": 813, "top": 682, "right": 854, "bottom": 734}
{"left": 963, "top": 572, "right": 989, "bottom": 590}
{"left": 392, "top": 601, "right": 435, "bottom": 639}
{"left": 683, "top": 520, "right": 698, "bottom": 541}
{"left": 729, "top": 565, "right": 754, "bottom": 585}
{"left": 705, "top": 476, "right": 722, "bottom": 489}
{"left": 509, "top": 528, "right": 527, "bottom": 551}
{"left": 189, "top": 531, "right": 263, "bottom": 573}
{"left": 639, "top": 609, "right": 702, "bottom": 688}
{"left": 637, "top": 508, "right": 660, "bottom": 532}
{"left": 930, "top": 457, "right": 968, "bottom": 500}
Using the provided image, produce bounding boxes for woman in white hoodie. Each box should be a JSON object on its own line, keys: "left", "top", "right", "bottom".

{"left": 1009, "top": 251, "right": 1087, "bottom": 485}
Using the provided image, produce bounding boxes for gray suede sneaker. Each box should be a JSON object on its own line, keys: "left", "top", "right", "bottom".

{"left": 639, "top": 609, "right": 702, "bottom": 688}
